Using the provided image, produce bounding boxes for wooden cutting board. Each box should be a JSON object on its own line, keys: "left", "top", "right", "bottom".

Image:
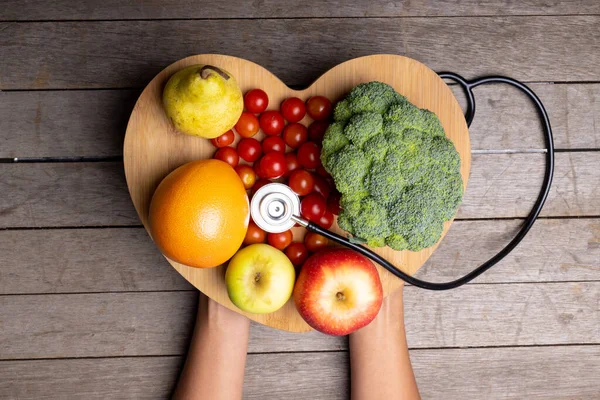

{"left": 124, "top": 54, "right": 470, "bottom": 332}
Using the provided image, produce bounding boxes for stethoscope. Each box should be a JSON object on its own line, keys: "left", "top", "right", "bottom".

{"left": 251, "top": 73, "right": 555, "bottom": 290}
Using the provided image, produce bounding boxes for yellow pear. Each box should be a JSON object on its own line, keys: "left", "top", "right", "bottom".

{"left": 163, "top": 64, "right": 243, "bottom": 139}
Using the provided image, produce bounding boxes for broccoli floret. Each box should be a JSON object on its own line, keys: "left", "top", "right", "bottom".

{"left": 321, "top": 122, "right": 349, "bottom": 169}
{"left": 344, "top": 112, "right": 383, "bottom": 148}
{"left": 321, "top": 81, "right": 464, "bottom": 252}
{"left": 327, "top": 145, "right": 370, "bottom": 196}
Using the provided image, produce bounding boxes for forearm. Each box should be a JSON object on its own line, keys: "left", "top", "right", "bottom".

{"left": 173, "top": 294, "right": 250, "bottom": 400}
{"left": 349, "top": 286, "right": 420, "bottom": 400}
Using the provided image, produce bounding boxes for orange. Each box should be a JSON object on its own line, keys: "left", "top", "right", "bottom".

{"left": 149, "top": 159, "right": 249, "bottom": 268}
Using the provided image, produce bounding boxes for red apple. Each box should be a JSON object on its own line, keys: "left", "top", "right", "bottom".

{"left": 293, "top": 248, "right": 383, "bottom": 335}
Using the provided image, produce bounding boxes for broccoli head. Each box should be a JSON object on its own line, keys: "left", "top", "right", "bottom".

{"left": 321, "top": 81, "right": 464, "bottom": 252}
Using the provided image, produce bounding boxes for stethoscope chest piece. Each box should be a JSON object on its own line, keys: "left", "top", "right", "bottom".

{"left": 251, "top": 183, "right": 300, "bottom": 233}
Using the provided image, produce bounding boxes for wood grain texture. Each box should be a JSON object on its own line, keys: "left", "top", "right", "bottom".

{"left": 1, "top": 219, "right": 598, "bottom": 295}
{"left": 0, "top": 90, "right": 139, "bottom": 158}
{"left": 5, "top": 0, "right": 600, "bottom": 20}
{"left": 2, "top": 17, "right": 600, "bottom": 90}
{"left": 2, "top": 346, "right": 600, "bottom": 399}
{"left": 1, "top": 152, "right": 597, "bottom": 228}
{"left": 123, "top": 54, "right": 471, "bottom": 332}
{"left": 2, "top": 83, "right": 599, "bottom": 158}
{"left": 1, "top": 282, "right": 596, "bottom": 359}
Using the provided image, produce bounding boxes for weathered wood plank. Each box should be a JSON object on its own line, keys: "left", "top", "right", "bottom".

{"left": 0, "top": 90, "right": 139, "bottom": 158}
{"left": 451, "top": 83, "right": 600, "bottom": 151}
{"left": 1, "top": 219, "right": 598, "bottom": 295}
{"left": 460, "top": 152, "right": 600, "bottom": 218}
{"left": 420, "top": 218, "right": 600, "bottom": 284}
{"left": 1, "top": 152, "right": 597, "bottom": 227}
{"left": 1, "top": 83, "right": 598, "bottom": 158}
{"left": 1, "top": 17, "right": 600, "bottom": 90}
{"left": 0, "top": 228, "right": 192, "bottom": 293}
{"left": 2, "top": 346, "right": 599, "bottom": 399}
{"left": 1, "top": 282, "right": 596, "bottom": 359}
{"left": 4, "top": 0, "right": 600, "bottom": 20}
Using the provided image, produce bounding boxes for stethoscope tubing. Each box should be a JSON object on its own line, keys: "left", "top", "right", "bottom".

{"left": 301, "top": 73, "right": 555, "bottom": 290}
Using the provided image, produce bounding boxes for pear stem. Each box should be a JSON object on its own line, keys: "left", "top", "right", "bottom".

{"left": 199, "top": 65, "right": 230, "bottom": 80}
{"left": 254, "top": 272, "right": 261, "bottom": 283}
{"left": 336, "top": 292, "right": 345, "bottom": 301}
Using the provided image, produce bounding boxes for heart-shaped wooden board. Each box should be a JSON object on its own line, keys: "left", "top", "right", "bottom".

{"left": 124, "top": 54, "right": 470, "bottom": 332}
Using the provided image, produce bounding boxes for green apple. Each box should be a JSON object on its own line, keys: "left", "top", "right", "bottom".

{"left": 225, "top": 244, "right": 295, "bottom": 314}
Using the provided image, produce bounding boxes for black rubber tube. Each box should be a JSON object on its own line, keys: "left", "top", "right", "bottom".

{"left": 306, "top": 74, "right": 555, "bottom": 290}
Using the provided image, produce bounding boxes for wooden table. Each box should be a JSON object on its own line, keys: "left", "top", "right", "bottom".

{"left": 1, "top": 2, "right": 599, "bottom": 398}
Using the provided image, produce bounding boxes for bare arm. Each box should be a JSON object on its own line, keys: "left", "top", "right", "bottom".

{"left": 349, "top": 285, "right": 420, "bottom": 400}
{"left": 173, "top": 294, "right": 250, "bottom": 400}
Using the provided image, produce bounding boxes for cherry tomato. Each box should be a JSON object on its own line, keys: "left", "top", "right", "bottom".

{"left": 214, "top": 147, "right": 239, "bottom": 168}
{"left": 285, "top": 242, "right": 309, "bottom": 267}
{"left": 288, "top": 170, "right": 314, "bottom": 196}
{"left": 308, "top": 120, "right": 329, "bottom": 144}
{"left": 304, "top": 232, "right": 329, "bottom": 253}
{"left": 261, "top": 136, "right": 286, "bottom": 154}
{"left": 301, "top": 192, "right": 326, "bottom": 222}
{"left": 317, "top": 210, "right": 334, "bottom": 229}
{"left": 283, "top": 123, "right": 308, "bottom": 149}
{"left": 237, "top": 138, "right": 262, "bottom": 162}
{"left": 280, "top": 97, "right": 306, "bottom": 123}
{"left": 235, "top": 164, "right": 256, "bottom": 190}
{"left": 244, "top": 220, "right": 267, "bottom": 245}
{"left": 210, "top": 130, "right": 235, "bottom": 148}
{"left": 315, "top": 165, "right": 331, "bottom": 178}
{"left": 312, "top": 174, "right": 331, "bottom": 199}
{"left": 235, "top": 112, "right": 260, "bottom": 138}
{"left": 244, "top": 89, "right": 269, "bottom": 114}
{"left": 327, "top": 191, "right": 342, "bottom": 215}
{"left": 259, "top": 110, "right": 285, "bottom": 136}
{"left": 297, "top": 142, "right": 321, "bottom": 169}
{"left": 259, "top": 151, "right": 287, "bottom": 179}
{"left": 254, "top": 158, "right": 266, "bottom": 179}
{"left": 253, "top": 178, "right": 272, "bottom": 195}
{"left": 284, "top": 152, "right": 300, "bottom": 178}
{"left": 306, "top": 96, "right": 332, "bottom": 120}
{"left": 267, "top": 230, "right": 293, "bottom": 250}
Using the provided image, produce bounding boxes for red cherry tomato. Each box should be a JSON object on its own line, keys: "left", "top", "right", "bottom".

{"left": 315, "top": 165, "right": 331, "bottom": 178}
{"left": 267, "top": 230, "right": 293, "bottom": 250}
{"left": 306, "top": 96, "right": 332, "bottom": 120}
{"left": 235, "top": 112, "right": 260, "bottom": 138}
{"left": 259, "top": 151, "right": 287, "bottom": 179}
{"left": 317, "top": 210, "right": 334, "bottom": 229}
{"left": 308, "top": 120, "right": 329, "bottom": 144}
{"left": 297, "top": 142, "right": 321, "bottom": 169}
{"left": 283, "top": 123, "right": 308, "bottom": 149}
{"left": 259, "top": 110, "right": 285, "bottom": 136}
{"left": 234, "top": 164, "right": 257, "bottom": 190}
{"left": 304, "top": 232, "right": 329, "bottom": 253}
{"left": 284, "top": 152, "right": 300, "bottom": 178}
{"left": 312, "top": 174, "right": 331, "bottom": 199}
{"left": 301, "top": 192, "right": 326, "bottom": 222}
{"left": 244, "top": 220, "right": 267, "bottom": 245}
{"left": 288, "top": 170, "right": 314, "bottom": 196}
{"left": 285, "top": 242, "right": 309, "bottom": 267}
{"left": 280, "top": 97, "right": 306, "bottom": 123}
{"left": 210, "top": 130, "right": 235, "bottom": 148}
{"left": 253, "top": 178, "right": 272, "bottom": 195}
{"left": 244, "top": 89, "right": 269, "bottom": 114}
{"left": 261, "top": 136, "right": 286, "bottom": 154}
{"left": 214, "top": 147, "right": 239, "bottom": 168}
{"left": 327, "top": 191, "right": 342, "bottom": 215}
{"left": 237, "top": 138, "right": 262, "bottom": 162}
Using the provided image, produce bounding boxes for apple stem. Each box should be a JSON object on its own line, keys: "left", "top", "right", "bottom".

{"left": 254, "top": 272, "right": 261, "bottom": 283}
{"left": 199, "top": 65, "right": 230, "bottom": 80}
{"left": 336, "top": 292, "right": 345, "bottom": 301}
